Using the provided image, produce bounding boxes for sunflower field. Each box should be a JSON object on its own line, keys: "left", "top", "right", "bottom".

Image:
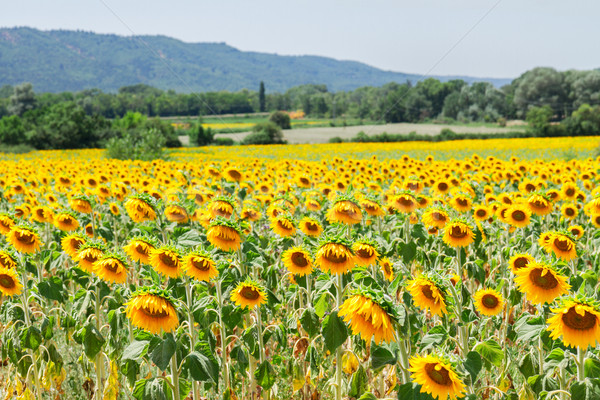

{"left": 1, "top": 138, "right": 600, "bottom": 400}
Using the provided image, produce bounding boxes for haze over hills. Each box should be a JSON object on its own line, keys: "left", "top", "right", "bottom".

{"left": 0, "top": 27, "right": 513, "bottom": 93}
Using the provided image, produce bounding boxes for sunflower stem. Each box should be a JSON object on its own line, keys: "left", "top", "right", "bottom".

{"left": 398, "top": 338, "right": 411, "bottom": 384}
{"left": 185, "top": 280, "right": 200, "bottom": 400}
{"left": 256, "top": 306, "right": 270, "bottom": 400}
{"left": 577, "top": 347, "right": 586, "bottom": 381}
{"left": 21, "top": 271, "right": 42, "bottom": 400}
{"left": 170, "top": 350, "right": 180, "bottom": 400}
{"left": 538, "top": 334, "right": 544, "bottom": 376}
{"left": 335, "top": 272, "right": 344, "bottom": 400}
{"left": 216, "top": 279, "right": 231, "bottom": 394}
{"left": 95, "top": 283, "right": 105, "bottom": 400}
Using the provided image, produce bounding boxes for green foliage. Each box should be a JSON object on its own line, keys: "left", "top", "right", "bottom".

{"left": 258, "top": 81, "right": 266, "bottom": 112}
{"left": 526, "top": 105, "right": 553, "bottom": 135}
{"left": 187, "top": 120, "right": 214, "bottom": 146}
{"left": 213, "top": 137, "right": 236, "bottom": 146}
{"left": 0, "top": 115, "right": 26, "bottom": 145}
{"left": 241, "top": 121, "right": 285, "bottom": 145}
{"left": 8, "top": 83, "right": 36, "bottom": 117}
{"left": 268, "top": 111, "right": 291, "bottom": 129}
{"left": 106, "top": 128, "right": 167, "bottom": 161}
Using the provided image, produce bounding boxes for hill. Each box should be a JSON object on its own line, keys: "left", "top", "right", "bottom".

{"left": 0, "top": 27, "right": 512, "bottom": 93}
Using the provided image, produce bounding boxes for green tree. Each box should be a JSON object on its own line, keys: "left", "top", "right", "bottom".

{"left": 526, "top": 105, "right": 553, "bottom": 135}
{"left": 513, "top": 67, "right": 567, "bottom": 118}
{"left": 242, "top": 121, "right": 285, "bottom": 145}
{"left": 0, "top": 115, "right": 26, "bottom": 145}
{"left": 188, "top": 119, "right": 214, "bottom": 146}
{"left": 8, "top": 83, "right": 36, "bottom": 116}
{"left": 106, "top": 128, "right": 167, "bottom": 160}
{"left": 269, "top": 111, "right": 291, "bottom": 129}
{"left": 259, "top": 81, "right": 266, "bottom": 112}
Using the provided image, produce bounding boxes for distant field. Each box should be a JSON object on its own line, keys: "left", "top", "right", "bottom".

{"left": 213, "top": 122, "right": 526, "bottom": 144}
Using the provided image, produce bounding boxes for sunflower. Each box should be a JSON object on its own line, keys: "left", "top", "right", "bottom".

{"left": 109, "top": 202, "right": 120, "bottom": 216}
{"left": 123, "top": 237, "right": 156, "bottom": 264}
{"left": 299, "top": 217, "right": 323, "bottom": 237}
{"left": 422, "top": 207, "right": 449, "bottom": 229}
{"left": 0, "top": 214, "right": 15, "bottom": 235}
{"left": 125, "top": 287, "right": 179, "bottom": 334}
{"left": 93, "top": 254, "right": 128, "bottom": 284}
{"left": 360, "top": 198, "right": 385, "bottom": 217}
{"left": 547, "top": 297, "right": 600, "bottom": 349}
{"left": 31, "top": 206, "right": 53, "bottom": 224}
{"left": 224, "top": 167, "right": 244, "bottom": 182}
{"left": 149, "top": 247, "right": 183, "bottom": 279}
{"left": 390, "top": 192, "right": 418, "bottom": 213}
{"left": 406, "top": 277, "right": 448, "bottom": 316}
{"left": 339, "top": 293, "right": 396, "bottom": 344}
{"left": 449, "top": 194, "right": 472, "bottom": 213}
{"left": 591, "top": 214, "right": 600, "bottom": 229}
{"left": 230, "top": 280, "right": 267, "bottom": 309}
{"left": 326, "top": 198, "right": 363, "bottom": 225}
{"left": 561, "top": 203, "right": 578, "bottom": 220}
{"left": 209, "top": 198, "right": 235, "bottom": 219}
{"left": 508, "top": 253, "right": 535, "bottom": 274}
{"left": 514, "top": 261, "right": 571, "bottom": 305}
{"left": 472, "top": 205, "right": 490, "bottom": 221}
{"left": 164, "top": 205, "right": 189, "bottom": 224}
{"left": 70, "top": 196, "right": 93, "bottom": 214}
{"left": 409, "top": 354, "right": 466, "bottom": 400}
{"left": 182, "top": 251, "right": 218, "bottom": 282}
{"left": 473, "top": 289, "right": 504, "bottom": 316}
{"left": 53, "top": 212, "right": 80, "bottom": 232}
{"left": 433, "top": 180, "right": 452, "bottom": 196}
{"left": 380, "top": 257, "right": 394, "bottom": 281}
{"left": 0, "top": 267, "right": 22, "bottom": 297}
{"left": 506, "top": 204, "right": 531, "bottom": 228}
{"left": 352, "top": 240, "right": 379, "bottom": 267}
{"left": 77, "top": 243, "right": 105, "bottom": 273}
{"left": 0, "top": 249, "right": 17, "bottom": 269}
{"left": 527, "top": 193, "right": 553, "bottom": 216}
{"left": 568, "top": 225, "right": 584, "bottom": 240}
{"left": 442, "top": 220, "right": 474, "bottom": 248}
{"left": 304, "top": 198, "right": 322, "bottom": 212}
{"left": 540, "top": 231, "right": 577, "bottom": 261}
{"left": 61, "top": 234, "right": 86, "bottom": 259}
{"left": 282, "top": 247, "right": 313, "bottom": 276}
{"left": 241, "top": 207, "right": 261, "bottom": 222}
{"left": 315, "top": 238, "right": 356, "bottom": 275}
{"left": 124, "top": 194, "right": 157, "bottom": 223}
{"left": 7, "top": 225, "right": 42, "bottom": 254}
{"left": 206, "top": 219, "right": 242, "bottom": 252}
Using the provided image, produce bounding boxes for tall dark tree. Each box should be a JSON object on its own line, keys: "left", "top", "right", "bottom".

{"left": 8, "top": 83, "right": 36, "bottom": 117}
{"left": 259, "top": 81, "right": 266, "bottom": 112}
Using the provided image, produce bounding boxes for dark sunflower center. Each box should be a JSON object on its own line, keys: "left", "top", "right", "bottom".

{"left": 135, "top": 243, "right": 150, "bottom": 256}
{"left": 228, "top": 170, "right": 242, "bottom": 180}
{"left": 450, "top": 226, "right": 467, "bottom": 239}
{"left": 565, "top": 208, "right": 575, "bottom": 216}
{"left": 240, "top": 286, "right": 260, "bottom": 300}
{"left": 571, "top": 228, "right": 582, "bottom": 237}
{"left": 530, "top": 200, "right": 547, "bottom": 209}
{"left": 482, "top": 294, "right": 499, "bottom": 308}
{"left": 324, "top": 252, "right": 348, "bottom": 264}
{"left": 191, "top": 258, "right": 211, "bottom": 271}
{"left": 421, "top": 284, "right": 435, "bottom": 300}
{"left": 383, "top": 263, "right": 392, "bottom": 274}
{"left": 277, "top": 219, "right": 293, "bottom": 230}
{"left": 553, "top": 238, "right": 572, "bottom": 252}
{"left": 16, "top": 231, "right": 35, "bottom": 245}
{"left": 566, "top": 188, "right": 575, "bottom": 196}
{"left": 168, "top": 209, "right": 187, "bottom": 221}
{"left": 513, "top": 257, "right": 529, "bottom": 270}
{"left": 456, "top": 198, "right": 468, "bottom": 207}
{"left": 141, "top": 307, "right": 169, "bottom": 318}
{"left": 398, "top": 197, "right": 414, "bottom": 207}
{"left": 530, "top": 268, "right": 559, "bottom": 289}
{"left": 512, "top": 210, "right": 526, "bottom": 221}
{"left": 407, "top": 182, "right": 419, "bottom": 191}
{"left": 432, "top": 212, "right": 447, "bottom": 222}
{"left": 216, "top": 228, "right": 237, "bottom": 241}
{"left": 306, "top": 222, "right": 318, "bottom": 231}
{"left": 476, "top": 209, "right": 487, "bottom": 217}
{"left": 424, "top": 363, "right": 451, "bottom": 386}
{"left": 159, "top": 254, "right": 177, "bottom": 268}
{"left": 438, "top": 183, "right": 448, "bottom": 191}
{"left": 525, "top": 183, "right": 536, "bottom": 192}
{"left": 104, "top": 261, "right": 120, "bottom": 273}
{"left": 562, "top": 308, "right": 597, "bottom": 330}
{"left": 0, "top": 274, "right": 15, "bottom": 289}
{"left": 83, "top": 252, "right": 100, "bottom": 263}
{"left": 291, "top": 252, "right": 309, "bottom": 267}
{"left": 300, "top": 177, "right": 309, "bottom": 185}
{"left": 356, "top": 248, "right": 374, "bottom": 259}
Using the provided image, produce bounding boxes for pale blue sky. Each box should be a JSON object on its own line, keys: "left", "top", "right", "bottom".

{"left": 2, "top": 0, "right": 599, "bottom": 79}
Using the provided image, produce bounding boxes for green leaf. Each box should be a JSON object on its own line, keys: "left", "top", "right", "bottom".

{"left": 464, "top": 351, "right": 482, "bottom": 382}
{"left": 37, "top": 276, "right": 65, "bottom": 302}
{"left": 300, "top": 308, "right": 320, "bottom": 337}
{"left": 420, "top": 325, "right": 447, "bottom": 351}
{"left": 322, "top": 311, "right": 348, "bottom": 353}
{"left": 82, "top": 323, "right": 105, "bottom": 359}
{"left": 122, "top": 340, "right": 150, "bottom": 361}
{"left": 144, "top": 377, "right": 168, "bottom": 400}
{"left": 514, "top": 315, "right": 545, "bottom": 342}
{"left": 21, "top": 326, "right": 42, "bottom": 351}
{"left": 151, "top": 336, "right": 176, "bottom": 371}
{"left": 314, "top": 293, "right": 328, "bottom": 318}
{"left": 358, "top": 393, "right": 378, "bottom": 400}
{"left": 371, "top": 343, "right": 397, "bottom": 370}
{"left": 182, "top": 347, "right": 219, "bottom": 383}
{"left": 402, "top": 242, "right": 417, "bottom": 264}
{"left": 474, "top": 339, "right": 503, "bottom": 368}
{"left": 349, "top": 365, "right": 368, "bottom": 398}
{"left": 585, "top": 357, "right": 600, "bottom": 379}
{"left": 518, "top": 353, "right": 536, "bottom": 379}
{"left": 255, "top": 360, "right": 276, "bottom": 390}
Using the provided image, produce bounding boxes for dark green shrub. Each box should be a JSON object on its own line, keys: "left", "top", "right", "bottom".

{"left": 242, "top": 121, "right": 285, "bottom": 145}
{"left": 213, "top": 137, "right": 235, "bottom": 146}
{"left": 269, "top": 111, "right": 291, "bottom": 129}
{"left": 106, "top": 128, "right": 167, "bottom": 160}
{"left": 329, "top": 136, "right": 344, "bottom": 143}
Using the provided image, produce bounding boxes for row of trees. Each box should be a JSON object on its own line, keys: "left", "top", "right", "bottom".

{"left": 1, "top": 67, "right": 599, "bottom": 123}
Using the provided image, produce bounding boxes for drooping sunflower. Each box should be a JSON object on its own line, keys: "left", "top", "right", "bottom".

{"left": 514, "top": 261, "right": 571, "bottom": 305}
{"left": 241, "top": 207, "right": 261, "bottom": 222}
{"left": 360, "top": 197, "right": 385, "bottom": 217}
{"left": 326, "top": 197, "right": 363, "bottom": 225}
{"left": 547, "top": 296, "right": 600, "bottom": 349}
{"left": 298, "top": 217, "right": 323, "bottom": 237}
{"left": 77, "top": 242, "right": 105, "bottom": 273}
{"left": 527, "top": 192, "right": 553, "bottom": 216}
{"left": 70, "top": 195, "right": 93, "bottom": 214}
{"left": 164, "top": 205, "right": 189, "bottom": 224}
{"left": 223, "top": 167, "right": 244, "bottom": 183}
{"left": 473, "top": 289, "right": 505, "bottom": 316}
{"left": 230, "top": 280, "right": 267, "bottom": 309}
{"left": 93, "top": 254, "right": 128, "bottom": 284}
{"left": 0, "top": 213, "right": 15, "bottom": 235}
{"left": 380, "top": 257, "right": 394, "bottom": 282}
{"left": 31, "top": 206, "right": 53, "bottom": 224}
{"left": 406, "top": 276, "right": 448, "bottom": 316}
{"left": 0, "top": 267, "right": 22, "bottom": 297}
{"left": 123, "top": 237, "right": 156, "bottom": 265}
{"left": 339, "top": 292, "right": 396, "bottom": 344}
{"left": 125, "top": 287, "right": 179, "bottom": 334}
{"left": 506, "top": 204, "right": 532, "bottom": 228}
{"left": 7, "top": 225, "right": 42, "bottom": 254}
{"left": 0, "top": 249, "right": 17, "bottom": 269}
{"left": 206, "top": 219, "right": 242, "bottom": 252}
{"left": 508, "top": 253, "right": 535, "bottom": 274}
{"left": 209, "top": 197, "right": 235, "bottom": 219}
{"left": 590, "top": 213, "right": 600, "bottom": 229}
{"left": 352, "top": 238, "right": 379, "bottom": 267}
{"left": 182, "top": 251, "right": 218, "bottom": 282}
{"left": 422, "top": 207, "right": 449, "bottom": 229}
{"left": 149, "top": 247, "right": 183, "bottom": 279}
{"left": 568, "top": 225, "right": 584, "bottom": 240}
{"left": 61, "top": 233, "right": 86, "bottom": 259}
{"left": 449, "top": 194, "right": 472, "bottom": 213}
{"left": 315, "top": 237, "right": 356, "bottom": 275}
{"left": 390, "top": 192, "right": 418, "bottom": 213}
{"left": 271, "top": 214, "right": 296, "bottom": 237}
{"left": 304, "top": 198, "right": 322, "bottom": 212}
{"left": 442, "top": 220, "right": 474, "bottom": 248}
{"left": 409, "top": 354, "right": 466, "bottom": 400}
{"left": 545, "top": 231, "right": 577, "bottom": 261}
{"left": 282, "top": 246, "right": 313, "bottom": 276}
{"left": 53, "top": 211, "right": 80, "bottom": 232}
{"left": 124, "top": 194, "right": 157, "bottom": 223}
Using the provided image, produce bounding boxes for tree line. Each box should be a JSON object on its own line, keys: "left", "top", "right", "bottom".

{"left": 1, "top": 66, "right": 600, "bottom": 150}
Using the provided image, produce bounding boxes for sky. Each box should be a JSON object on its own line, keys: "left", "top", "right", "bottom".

{"left": 2, "top": 0, "right": 599, "bottom": 79}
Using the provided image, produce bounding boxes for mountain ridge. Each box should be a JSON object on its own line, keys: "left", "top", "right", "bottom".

{"left": 0, "top": 27, "right": 513, "bottom": 93}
